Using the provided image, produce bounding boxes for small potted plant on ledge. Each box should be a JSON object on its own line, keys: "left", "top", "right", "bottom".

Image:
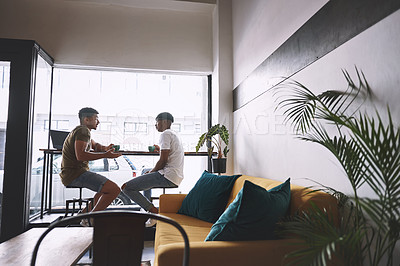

{"left": 196, "top": 124, "right": 230, "bottom": 174}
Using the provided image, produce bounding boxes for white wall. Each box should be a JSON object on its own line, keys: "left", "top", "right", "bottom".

{"left": 212, "top": 0, "right": 234, "bottom": 173}
{"left": 0, "top": 0, "right": 213, "bottom": 73}
{"left": 232, "top": 0, "right": 327, "bottom": 88}
{"left": 231, "top": 0, "right": 400, "bottom": 197}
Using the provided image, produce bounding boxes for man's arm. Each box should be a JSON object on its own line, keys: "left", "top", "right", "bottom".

{"left": 75, "top": 140, "right": 120, "bottom": 161}
{"left": 91, "top": 140, "right": 113, "bottom": 152}
{"left": 150, "top": 149, "right": 170, "bottom": 172}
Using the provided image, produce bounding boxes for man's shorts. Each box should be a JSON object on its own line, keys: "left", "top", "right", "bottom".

{"left": 68, "top": 171, "right": 108, "bottom": 193}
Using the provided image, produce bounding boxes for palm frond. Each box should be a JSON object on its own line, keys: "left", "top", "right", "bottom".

{"left": 279, "top": 203, "right": 364, "bottom": 266}
{"left": 272, "top": 67, "right": 400, "bottom": 266}
{"left": 275, "top": 80, "right": 319, "bottom": 134}
{"left": 274, "top": 67, "right": 373, "bottom": 135}
{"left": 300, "top": 123, "right": 367, "bottom": 190}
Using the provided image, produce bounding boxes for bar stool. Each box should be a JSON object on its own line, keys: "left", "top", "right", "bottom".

{"left": 64, "top": 185, "right": 94, "bottom": 217}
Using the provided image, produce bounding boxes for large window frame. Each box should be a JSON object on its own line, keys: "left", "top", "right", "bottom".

{"left": 44, "top": 68, "right": 211, "bottom": 212}
{"left": 0, "top": 38, "right": 212, "bottom": 241}
{"left": 0, "top": 39, "right": 54, "bottom": 242}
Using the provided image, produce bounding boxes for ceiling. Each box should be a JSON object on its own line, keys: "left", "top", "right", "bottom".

{"left": 63, "top": 0, "right": 216, "bottom": 13}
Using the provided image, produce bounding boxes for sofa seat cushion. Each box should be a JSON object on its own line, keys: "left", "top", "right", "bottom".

{"left": 159, "top": 213, "right": 213, "bottom": 228}
{"left": 155, "top": 213, "right": 213, "bottom": 249}
{"left": 155, "top": 237, "right": 302, "bottom": 266}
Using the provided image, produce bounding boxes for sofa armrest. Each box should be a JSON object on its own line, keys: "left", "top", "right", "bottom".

{"left": 156, "top": 239, "right": 301, "bottom": 266}
{"left": 159, "top": 194, "right": 187, "bottom": 213}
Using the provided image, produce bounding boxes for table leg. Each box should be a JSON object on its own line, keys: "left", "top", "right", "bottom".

{"left": 40, "top": 153, "right": 47, "bottom": 219}
{"left": 48, "top": 153, "right": 53, "bottom": 213}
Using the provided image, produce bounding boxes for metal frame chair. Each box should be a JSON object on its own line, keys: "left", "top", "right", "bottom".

{"left": 30, "top": 210, "right": 190, "bottom": 266}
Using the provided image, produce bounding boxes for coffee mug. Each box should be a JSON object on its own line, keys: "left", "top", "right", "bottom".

{"left": 113, "top": 145, "right": 120, "bottom": 151}
{"left": 148, "top": 145, "right": 155, "bottom": 152}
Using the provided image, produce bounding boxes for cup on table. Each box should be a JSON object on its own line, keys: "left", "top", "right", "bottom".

{"left": 112, "top": 144, "right": 120, "bottom": 151}
{"left": 148, "top": 145, "right": 155, "bottom": 152}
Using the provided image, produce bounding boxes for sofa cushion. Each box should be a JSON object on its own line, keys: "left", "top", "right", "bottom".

{"left": 226, "top": 175, "right": 283, "bottom": 208}
{"left": 205, "top": 178, "right": 291, "bottom": 241}
{"left": 178, "top": 171, "right": 241, "bottom": 223}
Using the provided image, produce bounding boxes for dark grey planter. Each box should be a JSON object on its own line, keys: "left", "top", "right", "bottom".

{"left": 212, "top": 158, "right": 227, "bottom": 174}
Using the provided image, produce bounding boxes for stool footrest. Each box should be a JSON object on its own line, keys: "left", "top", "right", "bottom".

{"left": 146, "top": 186, "right": 178, "bottom": 202}
{"left": 67, "top": 198, "right": 93, "bottom": 202}
{"left": 64, "top": 189, "right": 94, "bottom": 217}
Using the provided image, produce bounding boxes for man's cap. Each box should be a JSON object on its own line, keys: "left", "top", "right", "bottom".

{"left": 156, "top": 112, "right": 174, "bottom": 123}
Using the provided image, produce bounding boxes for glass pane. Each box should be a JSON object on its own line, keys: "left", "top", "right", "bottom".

{"left": 50, "top": 69, "right": 208, "bottom": 208}
{"left": 0, "top": 61, "right": 10, "bottom": 231}
{"left": 29, "top": 55, "right": 52, "bottom": 217}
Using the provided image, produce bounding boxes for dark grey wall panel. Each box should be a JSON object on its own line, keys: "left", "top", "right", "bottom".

{"left": 233, "top": 0, "right": 400, "bottom": 111}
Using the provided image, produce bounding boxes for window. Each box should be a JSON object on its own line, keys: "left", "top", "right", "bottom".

{"left": 48, "top": 68, "right": 209, "bottom": 198}
{"left": 51, "top": 69, "right": 208, "bottom": 151}
{"left": 0, "top": 64, "right": 10, "bottom": 89}
{"left": 124, "top": 122, "right": 148, "bottom": 134}
{"left": 0, "top": 62, "right": 10, "bottom": 233}
{"left": 109, "top": 158, "right": 119, "bottom": 171}
{"left": 98, "top": 121, "right": 112, "bottom": 132}
{"left": 171, "top": 123, "right": 181, "bottom": 132}
{"left": 44, "top": 120, "right": 69, "bottom": 130}
{"left": 89, "top": 159, "right": 107, "bottom": 172}
{"left": 29, "top": 55, "right": 52, "bottom": 217}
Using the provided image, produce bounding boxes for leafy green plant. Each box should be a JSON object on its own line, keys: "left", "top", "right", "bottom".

{"left": 273, "top": 68, "right": 400, "bottom": 266}
{"left": 196, "top": 124, "right": 229, "bottom": 158}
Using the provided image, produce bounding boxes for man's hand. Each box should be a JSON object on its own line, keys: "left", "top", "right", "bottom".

{"left": 154, "top": 144, "right": 160, "bottom": 153}
{"left": 75, "top": 140, "right": 121, "bottom": 161}
{"left": 149, "top": 149, "right": 169, "bottom": 173}
{"left": 104, "top": 148, "right": 121, "bottom": 158}
{"left": 106, "top": 144, "right": 115, "bottom": 151}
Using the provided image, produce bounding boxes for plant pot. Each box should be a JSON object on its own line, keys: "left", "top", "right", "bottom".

{"left": 212, "top": 158, "right": 227, "bottom": 174}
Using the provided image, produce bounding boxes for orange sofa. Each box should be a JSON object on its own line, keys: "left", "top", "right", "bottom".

{"left": 154, "top": 175, "right": 338, "bottom": 266}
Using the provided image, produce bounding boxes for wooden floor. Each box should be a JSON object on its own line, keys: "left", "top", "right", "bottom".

{"left": 0, "top": 227, "right": 93, "bottom": 266}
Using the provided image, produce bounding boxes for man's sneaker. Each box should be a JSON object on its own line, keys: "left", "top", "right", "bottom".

{"left": 141, "top": 260, "right": 151, "bottom": 266}
{"left": 80, "top": 218, "right": 91, "bottom": 227}
{"left": 145, "top": 218, "right": 157, "bottom": 227}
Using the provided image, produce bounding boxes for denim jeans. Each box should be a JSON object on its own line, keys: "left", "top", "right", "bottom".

{"left": 68, "top": 171, "right": 108, "bottom": 193}
{"left": 122, "top": 171, "right": 176, "bottom": 211}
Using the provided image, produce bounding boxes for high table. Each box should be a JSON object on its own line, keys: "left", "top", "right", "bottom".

{"left": 0, "top": 227, "right": 93, "bottom": 266}
{"left": 38, "top": 149, "right": 211, "bottom": 218}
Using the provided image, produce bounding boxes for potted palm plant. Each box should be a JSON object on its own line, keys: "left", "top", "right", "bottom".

{"left": 196, "top": 124, "right": 230, "bottom": 173}
{"left": 273, "top": 68, "right": 400, "bottom": 266}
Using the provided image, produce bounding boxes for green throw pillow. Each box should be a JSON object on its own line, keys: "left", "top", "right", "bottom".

{"left": 205, "top": 178, "right": 291, "bottom": 241}
{"left": 178, "top": 171, "right": 241, "bottom": 223}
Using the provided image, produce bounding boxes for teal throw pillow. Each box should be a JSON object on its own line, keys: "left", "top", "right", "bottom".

{"left": 205, "top": 178, "right": 291, "bottom": 241}
{"left": 178, "top": 171, "right": 241, "bottom": 223}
